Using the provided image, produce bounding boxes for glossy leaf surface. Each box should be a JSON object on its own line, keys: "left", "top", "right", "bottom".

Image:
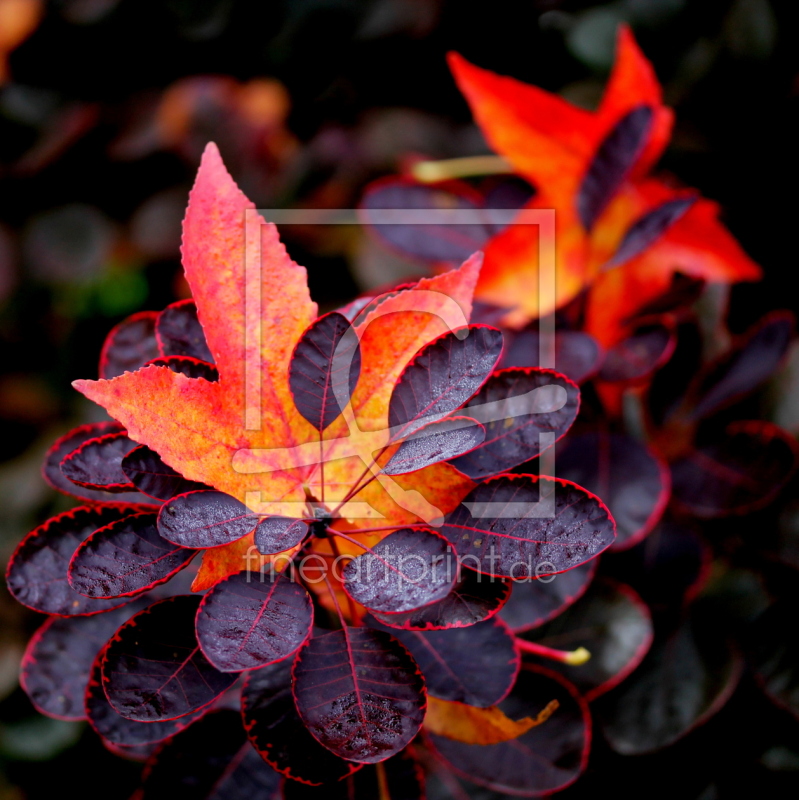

{"left": 155, "top": 299, "right": 214, "bottom": 362}
{"left": 158, "top": 490, "right": 258, "bottom": 548}
{"left": 254, "top": 516, "right": 309, "bottom": 555}
{"left": 99, "top": 311, "right": 160, "bottom": 379}
{"left": 60, "top": 431, "right": 138, "bottom": 492}
{"left": 121, "top": 445, "right": 209, "bottom": 501}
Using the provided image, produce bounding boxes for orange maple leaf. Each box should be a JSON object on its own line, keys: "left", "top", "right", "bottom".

{"left": 74, "top": 143, "right": 476, "bottom": 590}
{"left": 448, "top": 25, "right": 760, "bottom": 344}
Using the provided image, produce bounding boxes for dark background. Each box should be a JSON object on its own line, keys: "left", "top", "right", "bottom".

{"left": 0, "top": 1, "right": 797, "bottom": 797}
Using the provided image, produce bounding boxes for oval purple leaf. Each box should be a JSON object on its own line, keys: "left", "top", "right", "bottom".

{"left": 389, "top": 325, "right": 503, "bottom": 440}
{"left": 254, "top": 516, "right": 309, "bottom": 555}
{"left": 101, "top": 595, "right": 238, "bottom": 721}
{"left": 368, "top": 616, "right": 518, "bottom": 707}
{"left": 440, "top": 474, "right": 615, "bottom": 578}
{"left": 121, "top": 444, "right": 209, "bottom": 501}
{"left": 158, "top": 490, "right": 258, "bottom": 548}
{"left": 241, "top": 656, "right": 362, "bottom": 785}
{"left": 6, "top": 505, "right": 146, "bottom": 615}
{"left": 598, "top": 323, "right": 676, "bottom": 383}
{"left": 450, "top": 368, "right": 580, "bottom": 480}
{"left": 288, "top": 311, "right": 362, "bottom": 432}
{"left": 155, "top": 299, "right": 214, "bottom": 362}
{"left": 292, "top": 627, "right": 426, "bottom": 763}
{"left": 60, "top": 431, "right": 138, "bottom": 492}
{"left": 342, "top": 528, "right": 458, "bottom": 615}
{"left": 373, "top": 567, "right": 510, "bottom": 631}
{"left": 99, "top": 311, "right": 160, "bottom": 379}
{"left": 501, "top": 329, "right": 603, "bottom": 384}
{"left": 195, "top": 571, "right": 312, "bottom": 672}
{"left": 429, "top": 665, "right": 590, "bottom": 795}
{"left": 556, "top": 431, "right": 670, "bottom": 550}
{"left": 147, "top": 355, "right": 219, "bottom": 381}
{"left": 68, "top": 512, "right": 198, "bottom": 599}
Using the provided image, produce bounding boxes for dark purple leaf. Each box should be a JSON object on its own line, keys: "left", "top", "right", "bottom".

{"left": 99, "top": 311, "right": 160, "bottom": 379}
{"left": 689, "top": 311, "right": 794, "bottom": 421}
{"left": 121, "top": 445, "right": 209, "bottom": 501}
{"left": 439, "top": 474, "right": 615, "bottom": 578}
{"left": 384, "top": 416, "right": 485, "bottom": 476}
{"left": 155, "top": 299, "right": 213, "bottom": 362}
{"left": 68, "top": 512, "right": 198, "bottom": 599}
{"left": 292, "top": 627, "right": 426, "bottom": 763}
{"left": 6, "top": 505, "right": 146, "bottom": 615}
{"left": 747, "top": 602, "right": 799, "bottom": 720}
{"left": 500, "top": 559, "right": 597, "bottom": 633}
{"left": 367, "top": 616, "right": 518, "bottom": 707}
{"left": 158, "top": 490, "right": 258, "bottom": 548}
{"left": 101, "top": 595, "right": 238, "bottom": 721}
{"left": 429, "top": 665, "right": 590, "bottom": 795}
{"left": 139, "top": 709, "right": 281, "bottom": 800}
{"left": 450, "top": 368, "right": 580, "bottom": 479}
{"left": 373, "top": 568, "right": 510, "bottom": 631}
{"left": 42, "top": 422, "right": 152, "bottom": 504}
{"left": 60, "top": 431, "right": 138, "bottom": 492}
{"left": 195, "top": 571, "right": 312, "bottom": 672}
{"left": 147, "top": 355, "right": 219, "bottom": 381}
{"left": 254, "top": 516, "right": 309, "bottom": 555}
{"left": 577, "top": 104, "right": 653, "bottom": 230}
{"left": 20, "top": 601, "right": 145, "bottom": 720}
{"left": 500, "top": 328, "right": 603, "bottom": 384}
{"left": 520, "top": 578, "right": 653, "bottom": 701}
{"left": 389, "top": 325, "right": 503, "bottom": 440}
{"left": 595, "top": 613, "right": 743, "bottom": 755}
{"left": 281, "top": 751, "right": 423, "bottom": 799}
{"left": 359, "top": 178, "right": 494, "bottom": 263}
{"left": 289, "top": 311, "right": 362, "bottom": 432}
{"left": 86, "top": 656, "right": 206, "bottom": 746}
{"left": 342, "top": 528, "right": 458, "bottom": 615}
{"left": 605, "top": 196, "right": 697, "bottom": 269}
{"left": 556, "top": 431, "right": 670, "bottom": 551}
{"left": 670, "top": 421, "right": 798, "bottom": 518}
{"left": 598, "top": 323, "right": 676, "bottom": 383}
{"left": 241, "top": 656, "right": 361, "bottom": 784}
{"left": 622, "top": 272, "right": 705, "bottom": 323}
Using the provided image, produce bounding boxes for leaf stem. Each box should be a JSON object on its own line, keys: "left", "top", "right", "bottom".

{"left": 516, "top": 638, "right": 591, "bottom": 666}
{"left": 411, "top": 155, "right": 515, "bottom": 183}
{"left": 327, "top": 535, "right": 362, "bottom": 626}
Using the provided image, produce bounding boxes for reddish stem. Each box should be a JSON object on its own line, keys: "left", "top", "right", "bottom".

{"left": 516, "top": 638, "right": 591, "bottom": 665}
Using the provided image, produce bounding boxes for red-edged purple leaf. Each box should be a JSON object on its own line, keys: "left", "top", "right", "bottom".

{"left": 42, "top": 422, "right": 152, "bottom": 504}
{"left": 158, "top": 490, "right": 258, "bottom": 548}
{"left": 389, "top": 326, "right": 503, "bottom": 440}
{"left": 86, "top": 656, "right": 206, "bottom": 746}
{"left": 747, "top": 602, "right": 799, "bottom": 720}
{"left": 254, "top": 516, "right": 309, "bottom": 555}
{"left": 6, "top": 505, "right": 147, "bottom": 615}
{"left": 577, "top": 104, "right": 653, "bottom": 230}
{"left": 139, "top": 709, "right": 281, "bottom": 800}
{"left": 101, "top": 595, "right": 238, "bottom": 721}
{"left": 367, "top": 616, "right": 518, "bottom": 707}
{"left": 195, "top": 571, "right": 312, "bottom": 672}
{"left": 292, "top": 627, "right": 426, "bottom": 763}
{"left": 146, "top": 355, "right": 219, "bottom": 381}
{"left": 60, "top": 431, "right": 139, "bottom": 492}
{"left": 440, "top": 474, "right": 615, "bottom": 578}
{"left": 20, "top": 601, "right": 146, "bottom": 720}
{"left": 241, "top": 655, "right": 362, "bottom": 785}
{"left": 288, "top": 311, "right": 362, "bottom": 432}
{"left": 155, "top": 299, "right": 214, "bottom": 362}
{"left": 670, "top": 421, "right": 798, "bottom": 518}
{"left": 342, "top": 528, "right": 458, "bottom": 615}
{"left": 500, "top": 559, "right": 597, "bottom": 633}
{"left": 501, "top": 329, "right": 603, "bottom": 384}
{"left": 68, "top": 512, "right": 198, "bottom": 599}
{"left": 384, "top": 416, "right": 485, "bottom": 476}
{"left": 598, "top": 323, "right": 676, "bottom": 383}
{"left": 373, "top": 568, "right": 510, "bottom": 631}
{"left": 556, "top": 431, "right": 670, "bottom": 551}
{"left": 605, "top": 196, "right": 697, "bottom": 269}
{"left": 595, "top": 613, "right": 743, "bottom": 755}
{"left": 121, "top": 445, "right": 209, "bottom": 501}
{"left": 99, "top": 311, "right": 161, "bottom": 379}
{"left": 520, "top": 578, "right": 653, "bottom": 701}
{"left": 281, "top": 751, "right": 423, "bottom": 799}
{"left": 429, "top": 665, "right": 591, "bottom": 795}
{"left": 359, "top": 178, "right": 494, "bottom": 264}
{"left": 689, "top": 311, "right": 794, "bottom": 421}
{"left": 450, "top": 368, "right": 580, "bottom": 480}
{"left": 623, "top": 273, "right": 705, "bottom": 323}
